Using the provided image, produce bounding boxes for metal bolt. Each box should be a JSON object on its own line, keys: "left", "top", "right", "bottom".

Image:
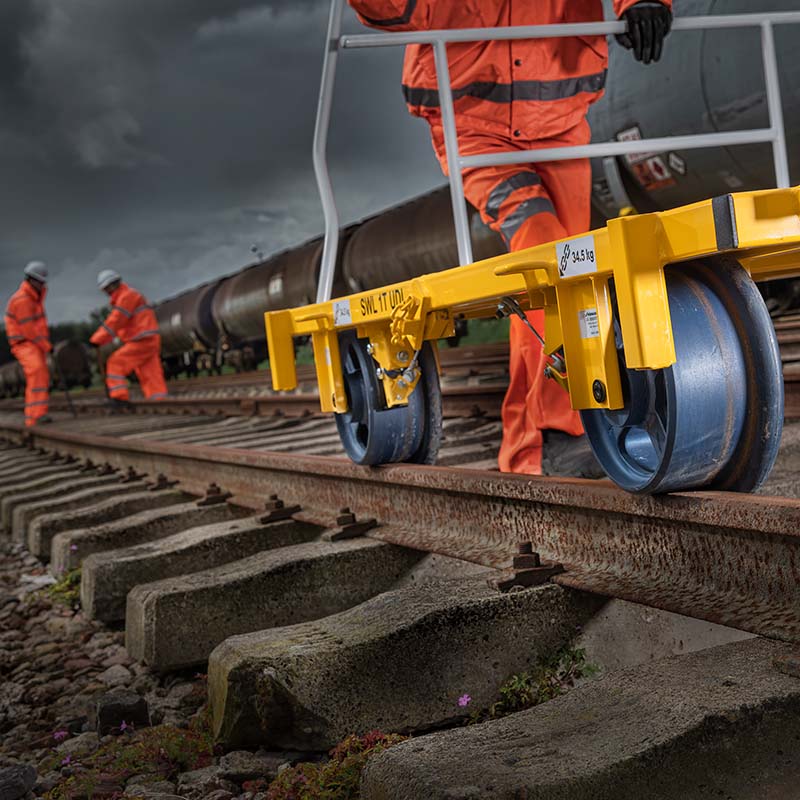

{"left": 592, "top": 380, "right": 607, "bottom": 403}
{"left": 397, "top": 350, "right": 409, "bottom": 362}
{"left": 402, "top": 368, "right": 416, "bottom": 383}
{"left": 375, "top": 368, "right": 384, "bottom": 379}
{"left": 337, "top": 507, "right": 356, "bottom": 526}
{"left": 264, "top": 493, "right": 285, "bottom": 511}
{"left": 518, "top": 541, "right": 533, "bottom": 555}
{"left": 366, "top": 343, "right": 374, "bottom": 355}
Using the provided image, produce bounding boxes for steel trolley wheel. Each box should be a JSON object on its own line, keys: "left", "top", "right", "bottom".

{"left": 335, "top": 331, "right": 443, "bottom": 465}
{"left": 581, "top": 256, "right": 783, "bottom": 494}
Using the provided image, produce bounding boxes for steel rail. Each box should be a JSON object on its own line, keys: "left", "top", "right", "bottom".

{"left": 2, "top": 384, "right": 506, "bottom": 420}
{"left": 2, "top": 421, "right": 799, "bottom": 643}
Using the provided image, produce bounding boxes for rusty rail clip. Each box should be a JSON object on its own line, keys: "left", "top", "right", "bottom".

{"left": 323, "top": 507, "right": 378, "bottom": 542}
{"left": 258, "top": 494, "right": 301, "bottom": 524}
{"left": 489, "top": 541, "right": 565, "bottom": 592}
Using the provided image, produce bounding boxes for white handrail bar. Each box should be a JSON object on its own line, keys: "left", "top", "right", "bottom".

{"left": 313, "top": 5, "right": 799, "bottom": 303}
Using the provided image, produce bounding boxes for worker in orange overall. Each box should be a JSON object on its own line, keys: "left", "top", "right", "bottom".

{"left": 89, "top": 270, "right": 167, "bottom": 408}
{"left": 348, "top": 0, "right": 672, "bottom": 476}
{"left": 4, "top": 261, "right": 52, "bottom": 427}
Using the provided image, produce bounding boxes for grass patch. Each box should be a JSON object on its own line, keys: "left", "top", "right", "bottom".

{"left": 443, "top": 317, "right": 510, "bottom": 347}
{"left": 266, "top": 731, "right": 407, "bottom": 800}
{"left": 45, "top": 568, "right": 82, "bottom": 610}
{"left": 470, "top": 646, "right": 598, "bottom": 723}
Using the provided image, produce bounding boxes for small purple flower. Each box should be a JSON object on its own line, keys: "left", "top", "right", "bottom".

{"left": 61, "top": 755, "right": 72, "bottom": 766}
{"left": 119, "top": 720, "right": 129, "bottom": 732}
{"left": 70, "top": 544, "right": 78, "bottom": 552}
{"left": 53, "top": 730, "right": 69, "bottom": 742}
{"left": 457, "top": 694, "right": 472, "bottom": 708}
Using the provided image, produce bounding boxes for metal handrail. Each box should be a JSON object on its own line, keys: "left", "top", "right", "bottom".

{"left": 313, "top": 4, "right": 800, "bottom": 303}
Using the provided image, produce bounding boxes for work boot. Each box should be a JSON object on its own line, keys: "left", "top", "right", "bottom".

{"left": 35, "top": 415, "right": 53, "bottom": 425}
{"left": 541, "top": 430, "right": 605, "bottom": 479}
{"left": 107, "top": 398, "right": 134, "bottom": 414}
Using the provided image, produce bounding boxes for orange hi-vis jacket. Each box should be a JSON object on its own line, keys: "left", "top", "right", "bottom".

{"left": 349, "top": 0, "right": 671, "bottom": 143}
{"left": 90, "top": 283, "right": 159, "bottom": 347}
{"left": 5, "top": 280, "right": 51, "bottom": 353}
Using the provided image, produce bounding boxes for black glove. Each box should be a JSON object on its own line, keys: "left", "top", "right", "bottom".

{"left": 616, "top": 2, "right": 672, "bottom": 65}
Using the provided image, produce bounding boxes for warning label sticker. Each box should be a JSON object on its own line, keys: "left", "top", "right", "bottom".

{"left": 333, "top": 299, "right": 352, "bottom": 327}
{"left": 578, "top": 308, "right": 600, "bottom": 339}
{"left": 557, "top": 235, "right": 598, "bottom": 278}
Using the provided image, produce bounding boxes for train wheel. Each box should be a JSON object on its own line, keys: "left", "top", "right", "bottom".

{"left": 581, "top": 256, "right": 783, "bottom": 494}
{"left": 335, "top": 332, "right": 442, "bottom": 466}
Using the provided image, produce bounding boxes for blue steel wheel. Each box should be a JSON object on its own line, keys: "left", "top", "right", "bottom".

{"left": 335, "top": 332, "right": 442, "bottom": 466}
{"left": 581, "top": 257, "right": 783, "bottom": 494}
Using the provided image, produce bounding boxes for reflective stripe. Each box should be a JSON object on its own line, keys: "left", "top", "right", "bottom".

{"left": 7, "top": 335, "right": 24, "bottom": 342}
{"left": 4, "top": 311, "right": 17, "bottom": 321}
{"left": 500, "top": 197, "right": 556, "bottom": 245}
{"left": 106, "top": 374, "right": 129, "bottom": 381}
{"left": 31, "top": 387, "right": 48, "bottom": 393}
{"left": 24, "top": 400, "right": 49, "bottom": 408}
{"left": 103, "top": 323, "right": 116, "bottom": 337}
{"left": 18, "top": 314, "right": 43, "bottom": 324}
{"left": 359, "top": 0, "right": 416, "bottom": 27}
{"left": 133, "top": 304, "right": 152, "bottom": 315}
{"left": 131, "top": 329, "right": 158, "bottom": 341}
{"left": 108, "top": 388, "right": 128, "bottom": 398}
{"left": 112, "top": 304, "right": 133, "bottom": 318}
{"left": 485, "top": 172, "right": 542, "bottom": 221}
{"left": 403, "top": 70, "right": 607, "bottom": 108}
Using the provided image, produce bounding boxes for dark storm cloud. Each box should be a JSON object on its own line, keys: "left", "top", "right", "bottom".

{"left": 0, "top": 1, "right": 440, "bottom": 322}
{"left": 0, "top": 0, "right": 43, "bottom": 104}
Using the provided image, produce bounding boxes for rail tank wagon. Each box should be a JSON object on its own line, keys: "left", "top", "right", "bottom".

{"left": 590, "top": 0, "right": 800, "bottom": 215}
{"left": 342, "top": 187, "right": 504, "bottom": 293}
{"left": 156, "top": 282, "right": 221, "bottom": 376}
{"left": 211, "top": 238, "right": 324, "bottom": 346}
{"left": 52, "top": 340, "right": 93, "bottom": 389}
{"left": 0, "top": 361, "right": 24, "bottom": 398}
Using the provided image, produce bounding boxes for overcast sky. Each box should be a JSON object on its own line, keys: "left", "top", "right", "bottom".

{"left": 0, "top": 1, "right": 443, "bottom": 322}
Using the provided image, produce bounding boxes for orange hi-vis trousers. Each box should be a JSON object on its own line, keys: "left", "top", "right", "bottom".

{"left": 454, "top": 120, "right": 591, "bottom": 474}
{"left": 105, "top": 336, "right": 168, "bottom": 401}
{"left": 12, "top": 343, "right": 50, "bottom": 427}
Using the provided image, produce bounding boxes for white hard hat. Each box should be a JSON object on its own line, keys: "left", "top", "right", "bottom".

{"left": 97, "top": 269, "right": 121, "bottom": 290}
{"left": 24, "top": 261, "right": 48, "bottom": 283}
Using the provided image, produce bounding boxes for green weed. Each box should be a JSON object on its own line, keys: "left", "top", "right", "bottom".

{"left": 266, "top": 731, "right": 407, "bottom": 800}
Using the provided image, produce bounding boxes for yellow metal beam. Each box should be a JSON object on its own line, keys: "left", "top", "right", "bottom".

{"left": 264, "top": 186, "right": 800, "bottom": 416}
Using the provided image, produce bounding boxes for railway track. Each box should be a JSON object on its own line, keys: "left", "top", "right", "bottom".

{"left": 1, "top": 408, "right": 799, "bottom": 648}
{"left": 2, "top": 349, "right": 800, "bottom": 794}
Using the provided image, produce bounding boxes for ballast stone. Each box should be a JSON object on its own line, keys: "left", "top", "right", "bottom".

{"left": 0, "top": 764, "right": 37, "bottom": 800}
{"left": 208, "top": 580, "right": 601, "bottom": 751}
{"left": 360, "top": 636, "right": 800, "bottom": 800}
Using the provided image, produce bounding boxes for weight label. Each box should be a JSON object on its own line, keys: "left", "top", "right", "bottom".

{"left": 333, "top": 299, "right": 352, "bottom": 327}
{"left": 578, "top": 308, "right": 600, "bottom": 339}
{"left": 557, "top": 235, "right": 598, "bottom": 278}
{"left": 359, "top": 287, "right": 406, "bottom": 317}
